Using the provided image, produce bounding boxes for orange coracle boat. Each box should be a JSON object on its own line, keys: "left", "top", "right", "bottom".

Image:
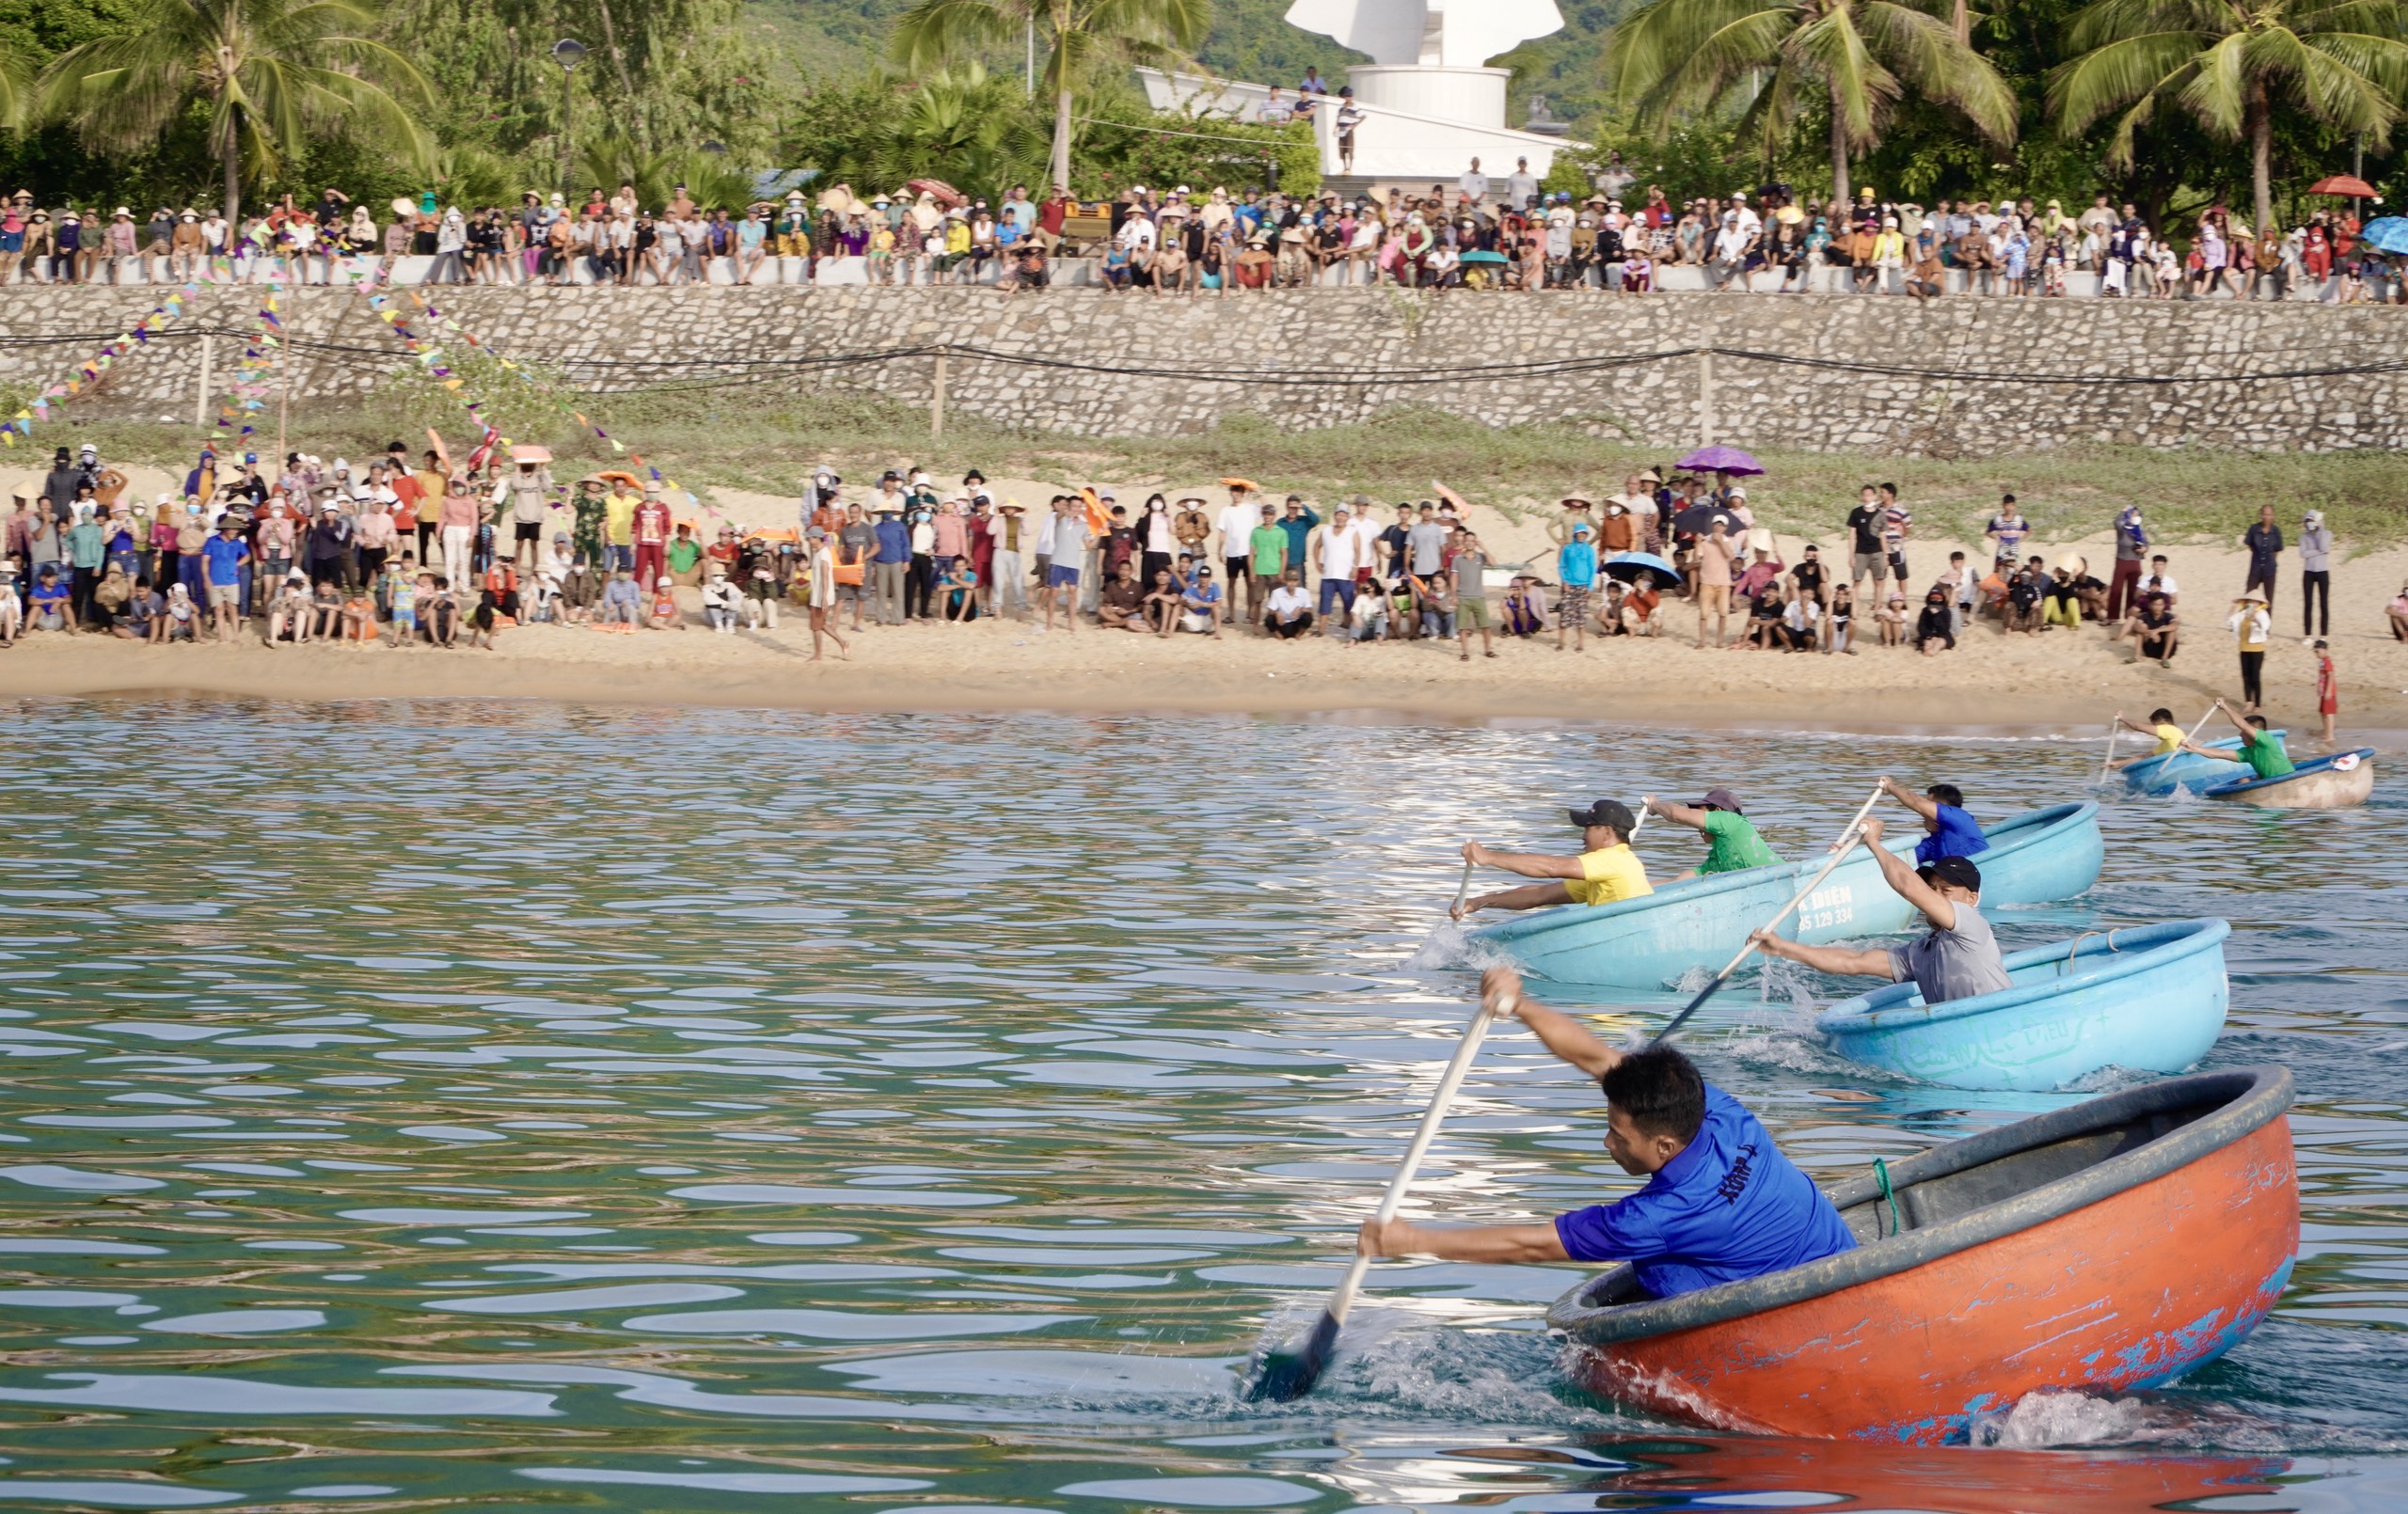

{"left": 1547, "top": 1066, "right": 2297, "bottom": 1443}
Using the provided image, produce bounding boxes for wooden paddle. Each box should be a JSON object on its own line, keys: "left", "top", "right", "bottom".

{"left": 2095, "top": 715, "right": 2120, "bottom": 784}
{"left": 1646, "top": 782, "right": 1889, "bottom": 1048}
{"left": 1244, "top": 988, "right": 1514, "bottom": 1403}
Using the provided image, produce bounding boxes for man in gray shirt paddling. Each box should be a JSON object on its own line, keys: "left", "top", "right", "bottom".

{"left": 1747, "top": 818, "right": 2009, "bottom": 1003}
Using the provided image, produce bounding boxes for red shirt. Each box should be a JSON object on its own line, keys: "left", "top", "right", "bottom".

{"left": 1038, "top": 197, "right": 1069, "bottom": 235}
{"left": 633, "top": 500, "right": 671, "bottom": 545}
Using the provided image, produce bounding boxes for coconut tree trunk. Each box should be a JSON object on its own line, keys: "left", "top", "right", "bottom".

{"left": 2246, "top": 81, "right": 2273, "bottom": 233}
{"left": 1829, "top": 90, "right": 1850, "bottom": 209}
{"left": 1051, "top": 77, "right": 1073, "bottom": 194}
{"left": 593, "top": 0, "right": 645, "bottom": 149}
{"left": 222, "top": 101, "right": 243, "bottom": 227}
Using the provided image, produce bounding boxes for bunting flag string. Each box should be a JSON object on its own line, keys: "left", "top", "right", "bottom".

{"left": 211, "top": 263, "right": 287, "bottom": 447}
{"left": 2, "top": 284, "right": 203, "bottom": 446}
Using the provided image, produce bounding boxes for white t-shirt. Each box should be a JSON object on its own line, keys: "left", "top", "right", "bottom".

{"left": 1268, "top": 584, "right": 1311, "bottom": 618}
{"left": 1215, "top": 503, "right": 1256, "bottom": 559}
{"left": 1117, "top": 216, "right": 1156, "bottom": 250}
{"left": 1317, "top": 523, "right": 1361, "bottom": 579}
{"left": 1459, "top": 171, "right": 1488, "bottom": 204}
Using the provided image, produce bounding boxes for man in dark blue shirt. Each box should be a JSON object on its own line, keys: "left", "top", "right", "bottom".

{"left": 869, "top": 507, "right": 911, "bottom": 626}
{"left": 1876, "top": 776, "right": 1986, "bottom": 864}
{"left": 1355, "top": 968, "right": 1857, "bottom": 1298}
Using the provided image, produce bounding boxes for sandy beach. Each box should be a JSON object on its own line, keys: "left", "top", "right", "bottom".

{"left": 7, "top": 475, "right": 2397, "bottom": 739}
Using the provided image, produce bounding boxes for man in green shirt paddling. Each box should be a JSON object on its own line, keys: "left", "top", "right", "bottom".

{"left": 2214, "top": 699, "right": 2295, "bottom": 780}
{"left": 1643, "top": 789, "right": 1782, "bottom": 881}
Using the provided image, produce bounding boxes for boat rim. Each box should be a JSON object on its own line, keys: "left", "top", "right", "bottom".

{"left": 1546, "top": 1065, "right": 2293, "bottom": 1346}
{"left": 2205, "top": 748, "right": 2376, "bottom": 797}
{"left": 1474, "top": 800, "right": 2099, "bottom": 944}
{"left": 1814, "top": 918, "right": 2230, "bottom": 1035}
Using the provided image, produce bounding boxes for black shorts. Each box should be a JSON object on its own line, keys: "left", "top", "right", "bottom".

{"left": 515, "top": 522, "right": 542, "bottom": 544}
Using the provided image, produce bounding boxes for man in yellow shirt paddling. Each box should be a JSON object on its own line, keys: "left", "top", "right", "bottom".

{"left": 1451, "top": 799, "right": 1652, "bottom": 918}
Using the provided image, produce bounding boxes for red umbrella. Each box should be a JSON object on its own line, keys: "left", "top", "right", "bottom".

{"left": 907, "top": 178, "right": 966, "bottom": 208}
{"left": 2308, "top": 175, "right": 2379, "bottom": 197}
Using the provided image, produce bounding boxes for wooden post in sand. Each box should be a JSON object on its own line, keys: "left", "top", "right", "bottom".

{"left": 195, "top": 333, "right": 214, "bottom": 429}
{"left": 931, "top": 350, "right": 948, "bottom": 442}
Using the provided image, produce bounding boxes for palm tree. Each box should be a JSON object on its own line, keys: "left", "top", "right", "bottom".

{"left": 37, "top": 0, "right": 433, "bottom": 226}
{"left": 2050, "top": 0, "right": 2408, "bottom": 233}
{"left": 1608, "top": 0, "right": 2019, "bottom": 205}
{"left": 892, "top": 0, "right": 1210, "bottom": 195}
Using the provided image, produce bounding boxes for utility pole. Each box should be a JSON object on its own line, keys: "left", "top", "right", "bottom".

{"left": 195, "top": 333, "right": 214, "bottom": 429}
{"left": 552, "top": 39, "right": 588, "bottom": 198}
{"left": 931, "top": 351, "right": 948, "bottom": 441}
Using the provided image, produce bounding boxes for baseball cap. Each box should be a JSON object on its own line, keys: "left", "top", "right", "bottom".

{"left": 1567, "top": 798, "right": 1638, "bottom": 832}
{"left": 1918, "top": 855, "right": 1983, "bottom": 892}
{"left": 1693, "top": 788, "right": 1744, "bottom": 813}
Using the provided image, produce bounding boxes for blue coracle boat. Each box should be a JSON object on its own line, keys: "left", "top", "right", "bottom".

{"left": 1469, "top": 802, "right": 2103, "bottom": 989}
{"left": 1816, "top": 919, "right": 2230, "bottom": 1091}
{"left": 2121, "top": 733, "right": 2281, "bottom": 796}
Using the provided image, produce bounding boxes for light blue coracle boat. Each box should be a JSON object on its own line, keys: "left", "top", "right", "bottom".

{"left": 2120, "top": 733, "right": 2282, "bottom": 796}
{"left": 1469, "top": 802, "right": 2103, "bottom": 989}
{"left": 1815, "top": 919, "right": 2230, "bottom": 1091}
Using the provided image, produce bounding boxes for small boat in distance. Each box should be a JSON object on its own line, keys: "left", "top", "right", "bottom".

{"left": 1548, "top": 1066, "right": 2297, "bottom": 1443}
{"left": 1816, "top": 919, "right": 2229, "bottom": 1092}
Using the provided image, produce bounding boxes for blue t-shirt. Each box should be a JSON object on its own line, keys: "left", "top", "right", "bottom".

{"left": 1913, "top": 803, "right": 1987, "bottom": 865}
{"left": 1554, "top": 1083, "right": 1857, "bottom": 1299}
{"left": 201, "top": 533, "right": 248, "bottom": 585}
{"left": 872, "top": 519, "right": 910, "bottom": 561}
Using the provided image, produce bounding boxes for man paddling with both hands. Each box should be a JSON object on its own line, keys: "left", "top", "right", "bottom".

{"left": 1450, "top": 799, "right": 1651, "bottom": 920}
{"left": 1354, "top": 966, "right": 1858, "bottom": 1293}
{"left": 1751, "top": 816, "right": 2010, "bottom": 1005}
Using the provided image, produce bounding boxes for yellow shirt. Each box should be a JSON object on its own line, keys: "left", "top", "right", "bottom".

{"left": 412, "top": 468, "right": 445, "bottom": 524}
{"left": 1566, "top": 844, "right": 1652, "bottom": 907}
{"left": 2150, "top": 721, "right": 2184, "bottom": 755}
{"left": 604, "top": 492, "right": 639, "bottom": 547}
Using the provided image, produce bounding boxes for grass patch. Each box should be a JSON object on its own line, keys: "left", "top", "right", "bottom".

{"left": 52, "top": 387, "right": 2408, "bottom": 551}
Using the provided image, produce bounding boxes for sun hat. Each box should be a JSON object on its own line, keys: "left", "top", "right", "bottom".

{"left": 1692, "top": 787, "right": 1744, "bottom": 813}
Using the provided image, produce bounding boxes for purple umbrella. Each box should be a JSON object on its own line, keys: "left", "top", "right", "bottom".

{"left": 1676, "top": 445, "right": 1765, "bottom": 477}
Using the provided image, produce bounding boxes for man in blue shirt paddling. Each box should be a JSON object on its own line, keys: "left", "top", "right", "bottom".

{"left": 1355, "top": 967, "right": 1858, "bottom": 1299}
{"left": 1875, "top": 776, "right": 1985, "bottom": 864}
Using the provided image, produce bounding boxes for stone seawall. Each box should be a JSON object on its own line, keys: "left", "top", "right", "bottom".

{"left": 2, "top": 285, "right": 2400, "bottom": 455}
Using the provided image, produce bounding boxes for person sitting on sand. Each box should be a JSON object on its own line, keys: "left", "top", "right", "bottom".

{"left": 597, "top": 569, "right": 640, "bottom": 625}
{"left": 2113, "top": 707, "right": 2243, "bottom": 771}
{"left": 340, "top": 586, "right": 377, "bottom": 642}
{"left": 701, "top": 568, "right": 743, "bottom": 633}
{"left": 2388, "top": 582, "right": 2408, "bottom": 641}
{"left": 1917, "top": 588, "right": 1956, "bottom": 655}
{"left": 1751, "top": 824, "right": 2009, "bottom": 1006}
{"left": 159, "top": 581, "right": 198, "bottom": 642}
{"left": 2128, "top": 591, "right": 2178, "bottom": 667}
{"left": 308, "top": 579, "right": 344, "bottom": 640}
{"left": 422, "top": 575, "right": 458, "bottom": 647}
{"left": 1643, "top": 789, "right": 1781, "bottom": 881}
{"left": 263, "top": 572, "right": 312, "bottom": 646}
{"left": 1097, "top": 560, "right": 1146, "bottom": 632}
{"left": 1264, "top": 570, "right": 1314, "bottom": 639}
{"left": 1874, "top": 590, "right": 1907, "bottom": 646}
{"left": 646, "top": 575, "right": 683, "bottom": 630}
{"left": 1452, "top": 798, "right": 1653, "bottom": 919}
{"left": 1354, "top": 966, "right": 1858, "bottom": 1297}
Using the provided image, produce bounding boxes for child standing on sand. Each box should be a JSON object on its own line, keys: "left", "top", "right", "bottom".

{"left": 2316, "top": 639, "right": 2337, "bottom": 744}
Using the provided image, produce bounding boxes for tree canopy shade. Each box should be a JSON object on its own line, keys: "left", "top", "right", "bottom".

{"left": 35, "top": 0, "right": 434, "bottom": 225}
{"left": 892, "top": 0, "right": 1212, "bottom": 194}
{"left": 1608, "top": 0, "right": 2020, "bottom": 203}
{"left": 2048, "top": 0, "right": 2408, "bottom": 231}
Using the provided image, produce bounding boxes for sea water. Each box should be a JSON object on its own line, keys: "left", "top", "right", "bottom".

{"left": 0, "top": 700, "right": 2400, "bottom": 1511}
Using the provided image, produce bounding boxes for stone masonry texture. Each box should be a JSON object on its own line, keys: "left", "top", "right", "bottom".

{"left": 3, "top": 285, "right": 2400, "bottom": 455}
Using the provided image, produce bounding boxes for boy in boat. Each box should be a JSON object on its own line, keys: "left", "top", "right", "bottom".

{"left": 2213, "top": 700, "right": 2295, "bottom": 780}
{"left": 1874, "top": 775, "right": 1985, "bottom": 863}
{"left": 1355, "top": 966, "right": 1858, "bottom": 1295}
{"left": 2112, "top": 706, "right": 2244, "bottom": 770}
{"left": 1450, "top": 799, "right": 1651, "bottom": 919}
{"left": 1751, "top": 818, "right": 2009, "bottom": 1004}
{"left": 1642, "top": 789, "right": 1782, "bottom": 881}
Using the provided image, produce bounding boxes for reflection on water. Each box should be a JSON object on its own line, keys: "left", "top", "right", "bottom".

{"left": 0, "top": 700, "right": 2400, "bottom": 1512}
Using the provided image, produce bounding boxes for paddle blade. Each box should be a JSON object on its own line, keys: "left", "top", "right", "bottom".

{"left": 1244, "top": 1308, "right": 1342, "bottom": 1402}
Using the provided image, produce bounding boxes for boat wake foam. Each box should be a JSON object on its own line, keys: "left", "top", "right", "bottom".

{"left": 1237, "top": 1305, "right": 1612, "bottom": 1426}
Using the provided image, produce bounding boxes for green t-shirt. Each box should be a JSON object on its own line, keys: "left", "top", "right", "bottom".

{"left": 1250, "top": 525, "right": 1289, "bottom": 577}
{"left": 2242, "top": 729, "right": 2295, "bottom": 780}
{"left": 1700, "top": 810, "right": 1781, "bottom": 874}
{"left": 668, "top": 539, "right": 703, "bottom": 574}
